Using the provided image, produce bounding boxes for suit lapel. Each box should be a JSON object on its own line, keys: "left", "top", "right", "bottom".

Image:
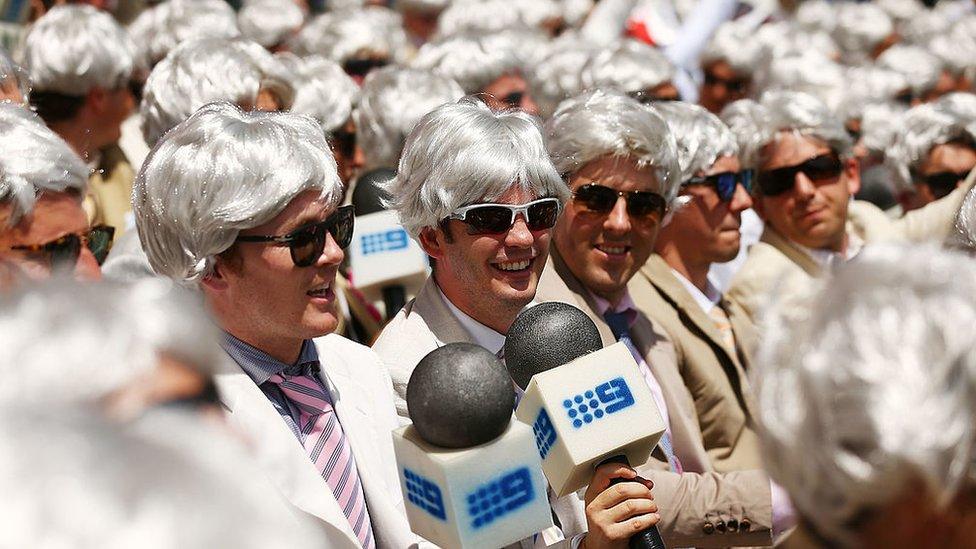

{"left": 546, "top": 249, "right": 617, "bottom": 346}
{"left": 410, "top": 277, "right": 479, "bottom": 347}
{"left": 760, "top": 227, "right": 823, "bottom": 277}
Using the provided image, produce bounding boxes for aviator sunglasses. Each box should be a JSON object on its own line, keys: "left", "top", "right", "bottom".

{"left": 915, "top": 169, "right": 969, "bottom": 200}
{"left": 236, "top": 205, "right": 355, "bottom": 267}
{"left": 444, "top": 197, "right": 562, "bottom": 235}
{"left": 755, "top": 153, "right": 843, "bottom": 197}
{"left": 572, "top": 183, "right": 668, "bottom": 220}
{"left": 685, "top": 170, "right": 753, "bottom": 201}
{"left": 9, "top": 225, "right": 115, "bottom": 266}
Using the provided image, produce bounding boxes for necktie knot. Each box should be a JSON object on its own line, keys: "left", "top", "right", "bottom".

{"left": 603, "top": 309, "right": 633, "bottom": 341}
{"left": 267, "top": 361, "right": 331, "bottom": 417}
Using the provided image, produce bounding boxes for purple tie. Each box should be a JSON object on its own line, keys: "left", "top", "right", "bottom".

{"left": 269, "top": 364, "right": 376, "bottom": 549}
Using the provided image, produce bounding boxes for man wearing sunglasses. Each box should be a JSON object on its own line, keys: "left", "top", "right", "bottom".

{"left": 134, "top": 102, "right": 418, "bottom": 549}
{"left": 0, "top": 104, "right": 106, "bottom": 283}
{"left": 537, "top": 90, "right": 776, "bottom": 547}
{"left": 375, "top": 97, "right": 663, "bottom": 548}
{"left": 728, "top": 91, "right": 976, "bottom": 324}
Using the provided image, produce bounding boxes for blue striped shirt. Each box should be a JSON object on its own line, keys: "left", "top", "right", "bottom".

{"left": 221, "top": 333, "right": 328, "bottom": 441}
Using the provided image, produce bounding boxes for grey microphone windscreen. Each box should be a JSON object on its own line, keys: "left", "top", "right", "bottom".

{"left": 351, "top": 168, "right": 396, "bottom": 215}
{"left": 504, "top": 302, "right": 603, "bottom": 390}
{"left": 406, "top": 342, "right": 515, "bottom": 448}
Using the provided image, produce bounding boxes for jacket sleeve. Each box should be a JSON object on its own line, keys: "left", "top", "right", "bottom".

{"left": 893, "top": 175, "right": 976, "bottom": 242}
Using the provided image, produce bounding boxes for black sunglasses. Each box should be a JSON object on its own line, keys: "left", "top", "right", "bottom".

{"left": 685, "top": 170, "right": 753, "bottom": 201}
{"left": 917, "top": 170, "right": 969, "bottom": 199}
{"left": 627, "top": 89, "right": 679, "bottom": 104}
{"left": 755, "top": 154, "right": 843, "bottom": 197}
{"left": 236, "top": 205, "right": 355, "bottom": 267}
{"left": 703, "top": 72, "right": 749, "bottom": 94}
{"left": 572, "top": 183, "right": 667, "bottom": 220}
{"left": 342, "top": 58, "right": 389, "bottom": 78}
{"left": 9, "top": 225, "right": 115, "bottom": 267}
{"left": 502, "top": 91, "right": 524, "bottom": 109}
{"left": 444, "top": 197, "right": 562, "bottom": 235}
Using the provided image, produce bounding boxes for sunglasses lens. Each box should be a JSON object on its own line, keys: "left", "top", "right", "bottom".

{"left": 463, "top": 206, "right": 514, "bottom": 234}
{"left": 290, "top": 227, "right": 325, "bottom": 267}
{"left": 51, "top": 234, "right": 82, "bottom": 268}
{"left": 802, "top": 156, "right": 843, "bottom": 181}
{"left": 715, "top": 173, "right": 737, "bottom": 201}
{"left": 526, "top": 200, "right": 560, "bottom": 231}
{"left": 626, "top": 192, "right": 666, "bottom": 219}
{"left": 574, "top": 184, "right": 618, "bottom": 212}
{"left": 925, "top": 172, "right": 962, "bottom": 199}
{"left": 328, "top": 207, "right": 355, "bottom": 249}
{"left": 87, "top": 226, "right": 115, "bottom": 265}
{"left": 741, "top": 169, "right": 754, "bottom": 194}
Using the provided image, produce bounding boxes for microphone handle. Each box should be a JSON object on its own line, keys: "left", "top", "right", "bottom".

{"left": 382, "top": 285, "right": 407, "bottom": 321}
{"left": 601, "top": 456, "right": 668, "bottom": 549}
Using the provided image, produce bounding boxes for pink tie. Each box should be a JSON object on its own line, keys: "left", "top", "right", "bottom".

{"left": 269, "top": 366, "right": 376, "bottom": 549}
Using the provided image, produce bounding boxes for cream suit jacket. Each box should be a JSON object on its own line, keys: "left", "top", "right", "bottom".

{"left": 728, "top": 178, "right": 975, "bottom": 324}
{"left": 215, "top": 333, "right": 417, "bottom": 549}
{"left": 633, "top": 255, "right": 763, "bottom": 474}
{"left": 371, "top": 276, "right": 587, "bottom": 549}
{"left": 536, "top": 249, "right": 774, "bottom": 548}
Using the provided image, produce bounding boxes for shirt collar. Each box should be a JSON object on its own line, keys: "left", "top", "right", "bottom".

{"left": 669, "top": 269, "right": 722, "bottom": 314}
{"left": 436, "top": 284, "right": 507, "bottom": 355}
{"left": 589, "top": 289, "right": 639, "bottom": 327}
{"left": 220, "top": 332, "right": 319, "bottom": 385}
{"left": 794, "top": 231, "right": 865, "bottom": 270}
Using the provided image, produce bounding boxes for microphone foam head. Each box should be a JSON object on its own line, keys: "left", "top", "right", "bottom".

{"left": 504, "top": 302, "right": 603, "bottom": 390}
{"left": 351, "top": 168, "right": 396, "bottom": 215}
{"left": 407, "top": 342, "right": 515, "bottom": 448}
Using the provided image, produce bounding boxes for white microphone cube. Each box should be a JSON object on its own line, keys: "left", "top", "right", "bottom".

{"left": 349, "top": 209, "right": 428, "bottom": 303}
{"left": 514, "top": 342, "right": 666, "bottom": 497}
{"left": 392, "top": 418, "right": 553, "bottom": 549}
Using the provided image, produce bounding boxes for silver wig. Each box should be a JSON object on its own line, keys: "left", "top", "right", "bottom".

{"left": 0, "top": 46, "right": 29, "bottom": 104}
{"left": 354, "top": 66, "right": 464, "bottom": 170}
{"left": 0, "top": 104, "right": 87, "bottom": 227}
{"left": 831, "top": 2, "right": 894, "bottom": 64}
{"left": 654, "top": 101, "right": 739, "bottom": 183}
{"left": 579, "top": 39, "right": 675, "bottom": 95}
{"left": 127, "top": 0, "right": 240, "bottom": 71}
{"left": 436, "top": 0, "right": 561, "bottom": 36}
{"left": 544, "top": 89, "right": 681, "bottom": 207}
{"left": 133, "top": 102, "right": 342, "bottom": 285}
{"left": 411, "top": 33, "right": 522, "bottom": 94}
{"left": 383, "top": 96, "right": 567, "bottom": 238}
{"left": 700, "top": 21, "right": 762, "bottom": 77}
{"left": 753, "top": 90, "right": 854, "bottom": 164}
{"left": 238, "top": 0, "right": 305, "bottom": 49}
{"left": 720, "top": 98, "right": 769, "bottom": 170}
{"left": 877, "top": 44, "right": 943, "bottom": 97}
{"left": 885, "top": 101, "right": 976, "bottom": 193}
{"left": 290, "top": 7, "right": 408, "bottom": 65}
{"left": 756, "top": 243, "right": 976, "bottom": 547}
{"left": 282, "top": 54, "right": 360, "bottom": 135}
{"left": 526, "top": 35, "right": 597, "bottom": 118}
{"left": 22, "top": 4, "right": 134, "bottom": 96}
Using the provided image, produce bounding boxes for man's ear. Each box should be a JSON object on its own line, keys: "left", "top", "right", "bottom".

{"left": 418, "top": 226, "right": 446, "bottom": 260}
{"left": 199, "top": 260, "right": 230, "bottom": 293}
{"left": 85, "top": 87, "right": 109, "bottom": 114}
{"left": 844, "top": 156, "right": 861, "bottom": 196}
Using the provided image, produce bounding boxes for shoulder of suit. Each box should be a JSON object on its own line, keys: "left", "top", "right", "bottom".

{"left": 847, "top": 199, "right": 894, "bottom": 240}
{"left": 315, "top": 333, "right": 384, "bottom": 368}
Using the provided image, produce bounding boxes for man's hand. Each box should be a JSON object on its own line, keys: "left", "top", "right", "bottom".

{"left": 580, "top": 462, "right": 659, "bottom": 549}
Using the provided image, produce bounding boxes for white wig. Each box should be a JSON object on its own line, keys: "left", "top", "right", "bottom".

{"left": 383, "top": 96, "right": 568, "bottom": 238}
{"left": 0, "top": 47, "right": 29, "bottom": 104}
{"left": 755, "top": 243, "right": 976, "bottom": 547}
{"left": 831, "top": 3, "right": 893, "bottom": 63}
{"left": 859, "top": 101, "right": 908, "bottom": 156}
{"left": 411, "top": 33, "right": 522, "bottom": 94}
{"left": 133, "top": 102, "right": 342, "bottom": 285}
{"left": 290, "top": 7, "right": 408, "bottom": 65}
{"left": 354, "top": 66, "right": 464, "bottom": 170}
{"left": 283, "top": 55, "right": 359, "bottom": 135}
{"left": 752, "top": 48, "right": 845, "bottom": 112}
{"left": 754, "top": 90, "right": 854, "bottom": 163}
{"left": 885, "top": 101, "right": 976, "bottom": 193}
{"left": 720, "top": 98, "right": 769, "bottom": 170}
{"left": 0, "top": 278, "right": 220, "bottom": 408}
{"left": 436, "top": 0, "right": 560, "bottom": 36}
{"left": 544, "top": 89, "right": 681, "bottom": 207}
{"left": 653, "top": 102, "right": 739, "bottom": 183}
{"left": 877, "top": 44, "right": 944, "bottom": 97}
{"left": 526, "top": 35, "right": 597, "bottom": 118}
{"left": 127, "top": 0, "right": 240, "bottom": 70}
{"left": 700, "top": 21, "right": 761, "bottom": 77}
{"left": 794, "top": 0, "right": 836, "bottom": 34}
{"left": 238, "top": 0, "right": 305, "bottom": 49}
{"left": 876, "top": 0, "right": 924, "bottom": 23}
{"left": 22, "top": 4, "right": 134, "bottom": 96}
{"left": 231, "top": 39, "right": 297, "bottom": 110}
{"left": 836, "top": 65, "right": 909, "bottom": 123}
{"left": 899, "top": 8, "right": 951, "bottom": 45}
{"left": 139, "top": 38, "right": 262, "bottom": 147}
{"left": 0, "top": 104, "right": 87, "bottom": 227}
{"left": 580, "top": 40, "right": 674, "bottom": 95}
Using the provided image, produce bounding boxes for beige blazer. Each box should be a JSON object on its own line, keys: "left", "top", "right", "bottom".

{"left": 536, "top": 249, "right": 774, "bottom": 548}
{"left": 215, "top": 334, "right": 416, "bottom": 549}
{"left": 632, "top": 255, "right": 763, "bottom": 474}
{"left": 371, "top": 276, "right": 586, "bottom": 549}
{"left": 728, "top": 180, "right": 975, "bottom": 324}
{"left": 83, "top": 144, "right": 136, "bottom": 238}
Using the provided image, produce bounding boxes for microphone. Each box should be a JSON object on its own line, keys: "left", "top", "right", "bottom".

{"left": 505, "top": 303, "right": 668, "bottom": 549}
{"left": 392, "top": 342, "right": 554, "bottom": 548}
{"left": 349, "top": 169, "right": 429, "bottom": 320}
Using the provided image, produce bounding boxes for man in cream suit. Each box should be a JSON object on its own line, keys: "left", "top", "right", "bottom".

{"left": 636, "top": 102, "right": 763, "bottom": 474}
{"left": 727, "top": 91, "right": 976, "bottom": 324}
{"left": 537, "top": 90, "right": 786, "bottom": 546}
{"left": 373, "top": 97, "right": 661, "bottom": 549}
{"left": 133, "top": 102, "right": 413, "bottom": 549}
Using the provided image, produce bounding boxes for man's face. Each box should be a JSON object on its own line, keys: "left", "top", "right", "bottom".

{"left": 91, "top": 85, "right": 135, "bottom": 148}
{"left": 699, "top": 60, "right": 750, "bottom": 114}
{"left": 212, "top": 190, "right": 344, "bottom": 346}
{"left": 756, "top": 133, "right": 859, "bottom": 251}
{"left": 912, "top": 141, "right": 976, "bottom": 207}
{"left": 658, "top": 155, "right": 752, "bottom": 266}
{"left": 553, "top": 154, "right": 663, "bottom": 303}
{"left": 422, "top": 186, "right": 550, "bottom": 332}
{"left": 483, "top": 72, "right": 539, "bottom": 116}
{"left": 0, "top": 192, "right": 101, "bottom": 281}
{"left": 331, "top": 118, "right": 364, "bottom": 188}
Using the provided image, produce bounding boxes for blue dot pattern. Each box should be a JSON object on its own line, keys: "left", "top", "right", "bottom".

{"left": 532, "top": 408, "right": 557, "bottom": 459}
{"left": 563, "top": 377, "right": 635, "bottom": 428}
{"left": 361, "top": 228, "right": 409, "bottom": 256}
{"left": 466, "top": 468, "right": 535, "bottom": 530}
{"left": 404, "top": 469, "right": 447, "bottom": 520}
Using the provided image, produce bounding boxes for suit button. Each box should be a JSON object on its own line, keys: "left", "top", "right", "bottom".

{"left": 703, "top": 522, "right": 715, "bottom": 535}
{"left": 715, "top": 521, "right": 727, "bottom": 533}
{"left": 739, "top": 519, "right": 751, "bottom": 531}
{"left": 727, "top": 518, "right": 739, "bottom": 531}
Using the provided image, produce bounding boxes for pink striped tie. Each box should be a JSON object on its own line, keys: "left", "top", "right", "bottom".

{"left": 269, "top": 365, "right": 376, "bottom": 549}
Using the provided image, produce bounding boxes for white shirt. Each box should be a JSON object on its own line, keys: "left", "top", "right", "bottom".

{"left": 795, "top": 231, "right": 865, "bottom": 271}
{"left": 670, "top": 268, "right": 722, "bottom": 315}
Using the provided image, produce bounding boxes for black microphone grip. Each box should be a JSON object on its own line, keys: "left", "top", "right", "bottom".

{"left": 382, "top": 285, "right": 407, "bottom": 320}
{"left": 600, "top": 456, "right": 668, "bottom": 549}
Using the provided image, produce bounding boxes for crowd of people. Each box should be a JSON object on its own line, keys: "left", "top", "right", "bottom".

{"left": 2, "top": 0, "right": 976, "bottom": 547}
